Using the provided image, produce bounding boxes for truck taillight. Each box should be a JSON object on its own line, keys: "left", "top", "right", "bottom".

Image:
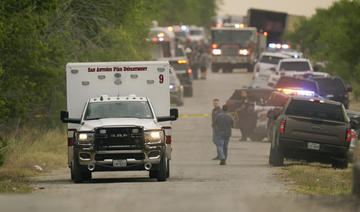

{"left": 280, "top": 121, "right": 286, "bottom": 133}
{"left": 187, "top": 69, "right": 192, "bottom": 74}
{"left": 346, "top": 129, "right": 352, "bottom": 142}
{"left": 166, "top": 135, "right": 172, "bottom": 144}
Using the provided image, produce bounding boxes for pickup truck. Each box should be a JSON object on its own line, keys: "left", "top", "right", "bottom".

{"left": 269, "top": 96, "right": 353, "bottom": 168}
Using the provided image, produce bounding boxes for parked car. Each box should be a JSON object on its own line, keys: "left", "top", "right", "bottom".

{"left": 313, "top": 76, "right": 352, "bottom": 109}
{"left": 268, "top": 58, "right": 313, "bottom": 86}
{"left": 169, "top": 67, "right": 184, "bottom": 106}
{"left": 274, "top": 76, "right": 319, "bottom": 95}
{"left": 269, "top": 96, "right": 352, "bottom": 169}
{"left": 253, "top": 52, "right": 290, "bottom": 82}
{"left": 158, "top": 57, "right": 193, "bottom": 97}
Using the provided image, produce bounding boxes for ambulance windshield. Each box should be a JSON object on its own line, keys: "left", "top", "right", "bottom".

{"left": 84, "top": 101, "right": 154, "bottom": 120}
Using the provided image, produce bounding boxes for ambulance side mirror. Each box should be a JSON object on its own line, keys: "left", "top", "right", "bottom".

{"left": 60, "top": 110, "right": 81, "bottom": 124}
{"left": 157, "top": 109, "right": 179, "bottom": 122}
{"left": 170, "top": 108, "right": 179, "bottom": 119}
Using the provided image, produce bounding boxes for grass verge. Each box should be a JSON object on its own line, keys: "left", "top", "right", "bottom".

{"left": 0, "top": 128, "right": 67, "bottom": 193}
{"left": 280, "top": 160, "right": 352, "bottom": 195}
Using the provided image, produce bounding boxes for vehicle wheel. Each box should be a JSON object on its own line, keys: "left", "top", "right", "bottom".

{"left": 223, "top": 67, "right": 232, "bottom": 73}
{"left": 249, "top": 133, "right": 265, "bottom": 141}
{"left": 71, "top": 155, "right": 92, "bottom": 183}
{"left": 166, "top": 159, "right": 170, "bottom": 178}
{"left": 184, "top": 87, "right": 193, "bottom": 97}
{"left": 211, "top": 65, "right": 219, "bottom": 73}
{"left": 269, "top": 141, "right": 284, "bottom": 166}
{"left": 332, "top": 159, "right": 348, "bottom": 169}
{"left": 157, "top": 153, "right": 168, "bottom": 182}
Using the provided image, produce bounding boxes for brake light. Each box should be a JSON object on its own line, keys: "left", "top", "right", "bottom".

{"left": 187, "top": 69, "right": 192, "bottom": 74}
{"left": 346, "top": 129, "right": 352, "bottom": 142}
{"left": 280, "top": 121, "right": 286, "bottom": 133}
{"left": 212, "top": 44, "right": 218, "bottom": 49}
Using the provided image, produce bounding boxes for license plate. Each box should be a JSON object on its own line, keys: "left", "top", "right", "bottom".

{"left": 113, "top": 160, "right": 127, "bottom": 167}
{"left": 307, "top": 142, "right": 320, "bottom": 150}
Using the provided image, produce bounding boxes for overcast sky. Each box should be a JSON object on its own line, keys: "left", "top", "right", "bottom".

{"left": 217, "top": 0, "right": 338, "bottom": 17}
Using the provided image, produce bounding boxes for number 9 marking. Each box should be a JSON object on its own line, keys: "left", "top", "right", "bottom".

{"left": 159, "top": 74, "right": 164, "bottom": 84}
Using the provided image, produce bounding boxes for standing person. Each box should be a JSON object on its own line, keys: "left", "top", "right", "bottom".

{"left": 235, "top": 90, "right": 252, "bottom": 141}
{"left": 214, "top": 105, "right": 234, "bottom": 165}
{"left": 199, "top": 40, "right": 209, "bottom": 80}
{"left": 211, "top": 98, "right": 222, "bottom": 160}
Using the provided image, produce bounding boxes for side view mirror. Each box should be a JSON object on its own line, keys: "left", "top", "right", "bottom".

{"left": 347, "top": 87, "right": 353, "bottom": 92}
{"left": 60, "top": 110, "right": 81, "bottom": 124}
{"left": 170, "top": 108, "right": 179, "bottom": 120}
{"left": 157, "top": 108, "right": 179, "bottom": 122}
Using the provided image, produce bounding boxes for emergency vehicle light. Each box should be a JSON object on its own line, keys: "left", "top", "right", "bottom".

{"left": 263, "top": 32, "right": 268, "bottom": 37}
{"left": 239, "top": 49, "right": 250, "bottom": 56}
{"left": 212, "top": 49, "right": 221, "bottom": 55}
{"left": 181, "top": 25, "right": 187, "bottom": 31}
{"left": 177, "top": 60, "right": 187, "bottom": 64}
{"left": 167, "top": 26, "right": 173, "bottom": 32}
{"left": 158, "top": 32, "right": 165, "bottom": 37}
{"left": 277, "top": 88, "right": 315, "bottom": 97}
{"left": 211, "top": 44, "right": 218, "bottom": 49}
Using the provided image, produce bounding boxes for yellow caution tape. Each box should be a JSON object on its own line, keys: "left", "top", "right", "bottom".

{"left": 179, "top": 112, "right": 235, "bottom": 118}
{"left": 179, "top": 113, "right": 211, "bottom": 118}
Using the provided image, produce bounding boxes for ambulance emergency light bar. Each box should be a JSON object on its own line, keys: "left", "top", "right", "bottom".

{"left": 268, "top": 43, "right": 290, "bottom": 49}
{"left": 277, "top": 88, "right": 315, "bottom": 97}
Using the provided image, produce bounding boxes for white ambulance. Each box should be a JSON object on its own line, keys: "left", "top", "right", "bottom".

{"left": 60, "top": 61, "right": 178, "bottom": 183}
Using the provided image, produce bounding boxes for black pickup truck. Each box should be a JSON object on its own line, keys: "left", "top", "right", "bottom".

{"left": 269, "top": 96, "right": 353, "bottom": 168}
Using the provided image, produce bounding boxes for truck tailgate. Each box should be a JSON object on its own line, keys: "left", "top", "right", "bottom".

{"left": 284, "top": 116, "right": 348, "bottom": 146}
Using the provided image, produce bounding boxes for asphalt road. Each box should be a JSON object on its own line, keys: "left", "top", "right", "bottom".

{"left": 0, "top": 69, "right": 357, "bottom": 212}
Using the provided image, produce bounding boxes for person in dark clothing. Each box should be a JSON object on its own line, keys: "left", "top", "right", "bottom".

{"left": 235, "top": 90, "right": 252, "bottom": 141}
{"left": 214, "top": 105, "right": 234, "bottom": 165}
{"left": 211, "top": 98, "right": 222, "bottom": 160}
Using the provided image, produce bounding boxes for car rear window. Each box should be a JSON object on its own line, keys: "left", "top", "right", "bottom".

{"left": 285, "top": 99, "right": 344, "bottom": 122}
{"left": 275, "top": 77, "right": 318, "bottom": 93}
{"left": 314, "top": 78, "right": 346, "bottom": 95}
{"left": 279, "top": 61, "right": 310, "bottom": 71}
{"left": 260, "top": 56, "right": 285, "bottom": 65}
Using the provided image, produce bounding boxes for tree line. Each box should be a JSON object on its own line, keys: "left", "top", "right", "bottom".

{"left": 0, "top": 0, "right": 216, "bottom": 132}
{"left": 285, "top": 0, "right": 360, "bottom": 96}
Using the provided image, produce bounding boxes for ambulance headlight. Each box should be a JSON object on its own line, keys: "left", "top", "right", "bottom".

{"left": 144, "top": 130, "right": 164, "bottom": 144}
{"left": 77, "top": 132, "right": 95, "bottom": 143}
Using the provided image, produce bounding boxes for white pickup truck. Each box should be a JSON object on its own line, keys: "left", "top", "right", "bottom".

{"left": 60, "top": 61, "right": 178, "bottom": 182}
